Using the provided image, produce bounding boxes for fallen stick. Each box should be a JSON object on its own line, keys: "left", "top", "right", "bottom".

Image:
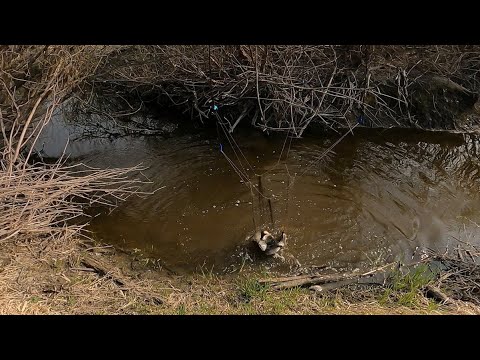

{"left": 361, "top": 262, "right": 396, "bottom": 276}
{"left": 270, "top": 273, "right": 358, "bottom": 290}
{"left": 81, "top": 255, "right": 125, "bottom": 285}
{"left": 80, "top": 255, "right": 163, "bottom": 304}
{"left": 70, "top": 267, "right": 96, "bottom": 272}
{"left": 229, "top": 105, "right": 249, "bottom": 133}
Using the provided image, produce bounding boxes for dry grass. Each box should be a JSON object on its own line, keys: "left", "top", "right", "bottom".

{"left": 1, "top": 235, "right": 479, "bottom": 315}
{"left": 0, "top": 161, "right": 153, "bottom": 243}
{"left": 0, "top": 234, "right": 164, "bottom": 315}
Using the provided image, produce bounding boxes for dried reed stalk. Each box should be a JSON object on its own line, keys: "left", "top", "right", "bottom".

{"left": 1, "top": 45, "right": 154, "bottom": 244}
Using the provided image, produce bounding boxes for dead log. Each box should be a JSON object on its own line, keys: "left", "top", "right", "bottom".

{"left": 260, "top": 263, "right": 396, "bottom": 291}
{"left": 259, "top": 273, "right": 319, "bottom": 284}
{"left": 424, "top": 285, "right": 453, "bottom": 305}
{"left": 268, "top": 272, "right": 358, "bottom": 290}
{"left": 430, "top": 75, "right": 472, "bottom": 94}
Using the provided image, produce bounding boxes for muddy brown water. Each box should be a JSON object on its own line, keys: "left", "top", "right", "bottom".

{"left": 39, "top": 115, "right": 480, "bottom": 274}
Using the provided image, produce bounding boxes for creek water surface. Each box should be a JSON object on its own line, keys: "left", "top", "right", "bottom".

{"left": 39, "top": 113, "right": 480, "bottom": 274}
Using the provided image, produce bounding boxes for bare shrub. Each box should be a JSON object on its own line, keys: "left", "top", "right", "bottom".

{"left": 92, "top": 45, "right": 480, "bottom": 135}
{"left": 0, "top": 45, "right": 148, "bottom": 243}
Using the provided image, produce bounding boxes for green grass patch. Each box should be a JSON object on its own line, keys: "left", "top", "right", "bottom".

{"left": 237, "top": 277, "right": 269, "bottom": 302}
{"left": 381, "top": 264, "right": 436, "bottom": 308}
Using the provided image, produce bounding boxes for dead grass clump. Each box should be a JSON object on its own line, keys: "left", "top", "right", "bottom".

{"left": 0, "top": 160, "right": 150, "bottom": 243}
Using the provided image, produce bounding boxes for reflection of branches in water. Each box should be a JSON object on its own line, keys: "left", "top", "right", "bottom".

{"left": 61, "top": 96, "right": 176, "bottom": 141}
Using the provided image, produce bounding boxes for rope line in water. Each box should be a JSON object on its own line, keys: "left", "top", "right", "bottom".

{"left": 216, "top": 111, "right": 291, "bottom": 232}
{"left": 289, "top": 122, "right": 359, "bottom": 188}
{"left": 217, "top": 119, "right": 277, "bottom": 211}
{"left": 216, "top": 111, "right": 292, "bottom": 180}
{"left": 216, "top": 111, "right": 280, "bottom": 202}
{"left": 220, "top": 146, "right": 272, "bottom": 200}
{"left": 218, "top": 122, "right": 251, "bottom": 182}
{"left": 216, "top": 108, "right": 360, "bottom": 237}
{"left": 218, "top": 114, "right": 297, "bottom": 203}
{"left": 259, "top": 127, "right": 292, "bottom": 178}
{"left": 220, "top": 147, "right": 249, "bottom": 183}
{"left": 216, "top": 112, "right": 255, "bottom": 176}
{"left": 219, "top": 146, "right": 262, "bottom": 231}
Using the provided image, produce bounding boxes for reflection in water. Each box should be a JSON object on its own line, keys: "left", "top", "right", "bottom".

{"left": 39, "top": 115, "right": 480, "bottom": 274}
